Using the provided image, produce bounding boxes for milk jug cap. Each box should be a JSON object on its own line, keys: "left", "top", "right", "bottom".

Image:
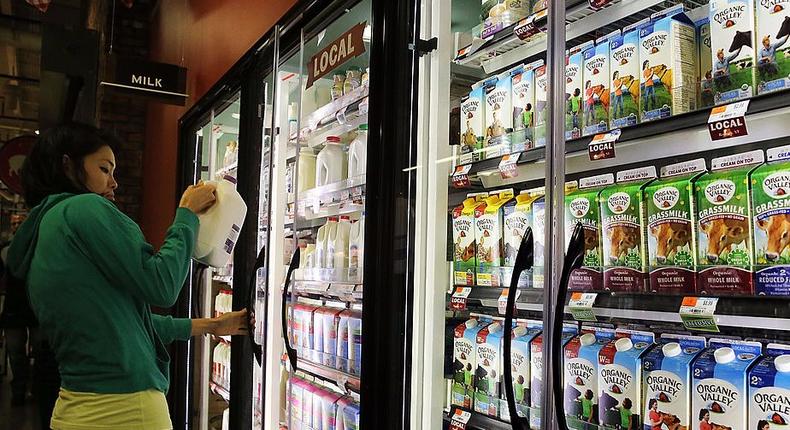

{"left": 488, "top": 322, "right": 502, "bottom": 333}
{"left": 358, "top": 124, "right": 368, "bottom": 131}
{"left": 222, "top": 175, "right": 237, "bottom": 184}
{"left": 327, "top": 136, "right": 342, "bottom": 143}
{"left": 580, "top": 333, "right": 596, "bottom": 346}
{"left": 663, "top": 342, "right": 682, "bottom": 357}
{"left": 714, "top": 347, "right": 736, "bottom": 364}
{"left": 465, "top": 319, "right": 478, "bottom": 329}
{"left": 615, "top": 337, "right": 633, "bottom": 352}
{"left": 513, "top": 326, "right": 528, "bottom": 337}
{"left": 775, "top": 355, "right": 790, "bottom": 372}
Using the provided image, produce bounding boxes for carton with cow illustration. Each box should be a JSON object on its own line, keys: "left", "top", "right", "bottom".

{"left": 475, "top": 321, "right": 506, "bottom": 417}
{"left": 565, "top": 174, "right": 614, "bottom": 291}
{"left": 696, "top": 150, "right": 763, "bottom": 295}
{"left": 692, "top": 339, "right": 762, "bottom": 430}
{"left": 756, "top": 0, "right": 790, "bottom": 94}
{"left": 531, "top": 324, "right": 578, "bottom": 430}
{"left": 752, "top": 145, "right": 790, "bottom": 296}
{"left": 534, "top": 63, "right": 548, "bottom": 147}
{"left": 484, "top": 71, "right": 513, "bottom": 159}
{"left": 583, "top": 31, "right": 618, "bottom": 137}
{"left": 566, "top": 42, "right": 592, "bottom": 140}
{"left": 598, "top": 329, "right": 655, "bottom": 430}
{"left": 503, "top": 321, "right": 542, "bottom": 422}
{"left": 710, "top": 0, "right": 757, "bottom": 104}
{"left": 453, "top": 192, "right": 488, "bottom": 286}
{"left": 645, "top": 159, "right": 707, "bottom": 295}
{"left": 476, "top": 189, "right": 515, "bottom": 286}
{"left": 564, "top": 327, "right": 617, "bottom": 429}
{"left": 503, "top": 189, "right": 543, "bottom": 287}
{"left": 749, "top": 343, "right": 790, "bottom": 429}
{"left": 697, "top": 16, "right": 715, "bottom": 108}
{"left": 512, "top": 60, "right": 543, "bottom": 152}
{"left": 452, "top": 317, "right": 491, "bottom": 408}
{"left": 642, "top": 334, "right": 706, "bottom": 430}
{"left": 460, "top": 83, "right": 486, "bottom": 164}
{"left": 600, "top": 166, "right": 657, "bottom": 292}
{"left": 610, "top": 20, "right": 644, "bottom": 130}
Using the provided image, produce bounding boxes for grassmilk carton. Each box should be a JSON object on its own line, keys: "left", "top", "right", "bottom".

{"left": 452, "top": 317, "right": 491, "bottom": 408}
{"left": 476, "top": 190, "right": 515, "bottom": 286}
{"left": 692, "top": 339, "right": 762, "bottom": 430}
{"left": 698, "top": 17, "right": 715, "bottom": 108}
{"left": 710, "top": 0, "right": 757, "bottom": 104}
{"left": 564, "top": 328, "right": 617, "bottom": 429}
{"left": 749, "top": 343, "right": 790, "bottom": 429}
{"left": 642, "top": 334, "right": 707, "bottom": 430}
{"left": 598, "top": 330, "right": 655, "bottom": 430}
{"left": 752, "top": 145, "right": 790, "bottom": 296}
{"left": 645, "top": 159, "right": 707, "bottom": 295}
{"left": 534, "top": 64, "right": 548, "bottom": 148}
{"left": 484, "top": 71, "right": 513, "bottom": 159}
{"left": 475, "top": 321, "right": 506, "bottom": 417}
{"left": 453, "top": 192, "right": 488, "bottom": 286}
{"left": 512, "top": 60, "right": 542, "bottom": 152}
{"left": 583, "top": 31, "right": 619, "bottom": 137}
{"left": 610, "top": 21, "right": 644, "bottom": 130}
{"left": 531, "top": 195, "right": 546, "bottom": 289}
{"left": 600, "top": 167, "right": 657, "bottom": 292}
{"left": 460, "top": 83, "right": 486, "bottom": 164}
{"left": 502, "top": 321, "right": 542, "bottom": 422}
{"left": 756, "top": 0, "right": 790, "bottom": 94}
{"left": 503, "top": 190, "right": 543, "bottom": 287}
{"left": 696, "top": 150, "right": 764, "bottom": 295}
{"left": 566, "top": 174, "right": 614, "bottom": 291}
{"left": 566, "top": 43, "right": 592, "bottom": 140}
{"left": 531, "top": 324, "right": 579, "bottom": 429}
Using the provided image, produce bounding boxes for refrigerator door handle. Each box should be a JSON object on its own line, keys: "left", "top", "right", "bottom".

{"left": 551, "top": 222, "right": 586, "bottom": 430}
{"left": 503, "top": 228, "right": 533, "bottom": 430}
{"left": 247, "top": 245, "right": 268, "bottom": 365}
{"left": 281, "top": 248, "right": 301, "bottom": 371}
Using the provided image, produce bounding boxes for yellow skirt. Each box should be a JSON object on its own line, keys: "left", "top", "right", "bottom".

{"left": 51, "top": 388, "right": 172, "bottom": 430}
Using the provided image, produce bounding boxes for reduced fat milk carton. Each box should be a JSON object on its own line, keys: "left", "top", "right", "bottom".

{"left": 600, "top": 167, "right": 657, "bottom": 292}
{"left": 692, "top": 339, "right": 762, "bottom": 430}
{"left": 749, "top": 343, "right": 790, "bottom": 429}
{"left": 476, "top": 190, "right": 515, "bottom": 286}
{"left": 460, "top": 83, "right": 486, "bottom": 164}
{"left": 610, "top": 21, "right": 644, "bottom": 130}
{"left": 566, "top": 43, "right": 592, "bottom": 140}
{"left": 453, "top": 193, "right": 488, "bottom": 286}
{"left": 698, "top": 17, "right": 715, "bottom": 108}
{"left": 583, "top": 31, "right": 619, "bottom": 137}
{"left": 503, "top": 190, "right": 543, "bottom": 287}
{"left": 504, "top": 322, "right": 542, "bottom": 422}
{"left": 484, "top": 72, "right": 513, "bottom": 159}
{"left": 756, "top": 0, "right": 790, "bottom": 94}
{"left": 452, "top": 317, "right": 490, "bottom": 408}
{"left": 566, "top": 174, "right": 614, "bottom": 291}
{"left": 696, "top": 150, "right": 764, "bottom": 295}
{"left": 564, "top": 328, "right": 617, "bottom": 429}
{"left": 752, "top": 145, "right": 790, "bottom": 296}
{"left": 532, "top": 196, "right": 546, "bottom": 289}
{"left": 531, "top": 324, "right": 579, "bottom": 429}
{"left": 598, "top": 330, "right": 655, "bottom": 430}
{"left": 475, "top": 321, "right": 506, "bottom": 417}
{"left": 534, "top": 64, "right": 548, "bottom": 148}
{"left": 645, "top": 159, "right": 707, "bottom": 295}
{"left": 710, "top": 0, "right": 757, "bottom": 104}
{"left": 642, "top": 334, "right": 707, "bottom": 430}
{"left": 512, "top": 60, "right": 542, "bottom": 152}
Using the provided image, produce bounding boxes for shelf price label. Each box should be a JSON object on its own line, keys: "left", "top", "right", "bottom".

{"left": 452, "top": 164, "right": 473, "bottom": 189}
{"left": 589, "top": 0, "right": 613, "bottom": 9}
{"left": 568, "top": 292, "right": 598, "bottom": 322}
{"left": 451, "top": 287, "right": 473, "bottom": 311}
{"left": 588, "top": 129, "right": 620, "bottom": 161}
{"left": 708, "top": 100, "right": 749, "bottom": 141}
{"left": 498, "top": 289, "right": 521, "bottom": 315}
{"left": 499, "top": 154, "right": 519, "bottom": 179}
{"left": 679, "top": 297, "right": 720, "bottom": 333}
{"left": 449, "top": 409, "right": 472, "bottom": 430}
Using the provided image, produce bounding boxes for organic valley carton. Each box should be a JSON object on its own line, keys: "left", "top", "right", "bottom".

{"left": 503, "top": 190, "right": 543, "bottom": 287}
{"left": 512, "top": 60, "right": 542, "bottom": 152}
{"left": 710, "top": 0, "right": 757, "bottom": 104}
{"left": 610, "top": 21, "right": 643, "bottom": 130}
{"left": 532, "top": 195, "right": 547, "bottom": 289}
{"left": 565, "top": 174, "right": 614, "bottom": 291}
{"left": 460, "top": 83, "right": 486, "bottom": 164}
{"left": 452, "top": 317, "right": 490, "bottom": 408}
{"left": 566, "top": 43, "right": 592, "bottom": 140}
{"left": 597, "top": 329, "right": 655, "bottom": 430}
{"left": 600, "top": 167, "right": 657, "bottom": 292}
{"left": 756, "top": 0, "right": 790, "bottom": 94}
{"left": 336, "top": 310, "right": 362, "bottom": 376}
{"left": 476, "top": 190, "right": 515, "bottom": 286}
{"left": 534, "top": 64, "right": 548, "bottom": 147}
{"left": 475, "top": 321, "right": 506, "bottom": 417}
{"left": 484, "top": 71, "right": 513, "bottom": 159}
{"left": 583, "top": 31, "right": 619, "bottom": 137}
{"left": 752, "top": 145, "right": 790, "bottom": 296}
{"left": 453, "top": 192, "right": 488, "bottom": 286}
{"left": 692, "top": 339, "right": 762, "bottom": 430}
{"left": 642, "top": 334, "right": 707, "bottom": 430}
{"left": 531, "top": 324, "right": 578, "bottom": 429}
{"left": 697, "top": 17, "right": 715, "bottom": 108}
{"left": 564, "top": 328, "right": 617, "bottom": 430}
{"left": 645, "top": 159, "right": 707, "bottom": 294}
{"left": 503, "top": 321, "right": 542, "bottom": 422}
{"left": 749, "top": 343, "right": 790, "bottom": 429}
{"left": 696, "top": 150, "right": 763, "bottom": 295}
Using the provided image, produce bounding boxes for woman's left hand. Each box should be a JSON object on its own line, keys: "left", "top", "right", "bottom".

{"left": 212, "top": 309, "right": 249, "bottom": 336}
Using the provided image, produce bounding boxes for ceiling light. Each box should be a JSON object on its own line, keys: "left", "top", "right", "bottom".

{"left": 34, "top": 130, "right": 39, "bottom": 135}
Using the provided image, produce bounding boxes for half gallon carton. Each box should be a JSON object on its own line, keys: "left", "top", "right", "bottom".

{"left": 484, "top": 72, "right": 513, "bottom": 159}
{"left": 502, "top": 321, "right": 542, "bottom": 422}
{"left": 531, "top": 324, "right": 578, "bottom": 429}
{"left": 503, "top": 189, "right": 543, "bottom": 287}
{"left": 564, "top": 328, "right": 617, "bottom": 429}
{"left": 752, "top": 145, "right": 790, "bottom": 296}
{"left": 534, "top": 64, "right": 548, "bottom": 147}
{"left": 565, "top": 174, "right": 614, "bottom": 291}
{"left": 512, "top": 60, "right": 542, "bottom": 152}
{"left": 475, "top": 321, "right": 506, "bottom": 417}
{"left": 610, "top": 21, "right": 644, "bottom": 130}
{"left": 337, "top": 310, "right": 362, "bottom": 376}
{"left": 532, "top": 195, "right": 546, "bottom": 289}
{"left": 692, "top": 338, "right": 762, "bottom": 430}
{"left": 598, "top": 329, "right": 655, "bottom": 430}
{"left": 645, "top": 159, "right": 707, "bottom": 294}
{"left": 583, "top": 31, "right": 619, "bottom": 136}
{"left": 460, "top": 83, "right": 486, "bottom": 164}
{"left": 453, "top": 192, "right": 488, "bottom": 286}
{"left": 314, "top": 306, "right": 344, "bottom": 368}
{"left": 600, "top": 167, "right": 657, "bottom": 292}
{"left": 756, "top": 0, "right": 790, "bottom": 94}
{"left": 337, "top": 397, "right": 360, "bottom": 430}
{"left": 476, "top": 190, "right": 515, "bottom": 286}
{"left": 642, "top": 334, "right": 707, "bottom": 430}
{"left": 697, "top": 17, "right": 715, "bottom": 108}
{"left": 696, "top": 150, "right": 763, "bottom": 295}
{"left": 710, "top": 0, "right": 757, "bottom": 104}
{"left": 749, "top": 343, "right": 790, "bottom": 429}
{"left": 452, "top": 317, "right": 490, "bottom": 408}
{"left": 566, "top": 43, "right": 591, "bottom": 140}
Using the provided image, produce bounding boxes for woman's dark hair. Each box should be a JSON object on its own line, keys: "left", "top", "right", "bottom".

{"left": 22, "top": 123, "right": 119, "bottom": 208}
{"left": 699, "top": 408, "right": 709, "bottom": 421}
{"left": 622, "top": 398, "right": 632, "bottom": 409}
{"left": 648, "top": 398, "right": 657, "bottom": 409}
{"left": 757, "top": 420, "right": 770, "bottom": 430}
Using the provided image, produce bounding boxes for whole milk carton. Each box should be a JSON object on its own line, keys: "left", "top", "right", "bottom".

{"left": 476, "top": 190, "right": 515, "bottom": 286}
{"left": 501, "top": 320, "right": 542, "bottom": 422}
{"left": 692, "top": 339, "right": 762, "bottom": 430}
{"left": 696, "top": 150, "right": 764, "bottom": 295}
{"left": 452, "top": 317, "right": 490, "bottom": 408}
{"left": 642, "top": 334, "right": 707, "bottom": 430}
{"left": 484, "top": 71, "right": 513, "bottom": 159}
{"left": 566, "top": 42, "right": 592, "bottom": 140}
{"left": 512, "top": 60, "right": 542, "bottom": 152}
{"left": 749, "top": 343, "right": 790, "bottom": 429}
{"left": 534, "top": 63, "right": 548, "bottom": 147}
{"left": 453, "top": 192, "right": 488, "bottom": 286}
{"left": 565, "top": 174, "right": 614, "bottom": 291}
{"left": 460, "top": 83, "right": 486, "bottom": 164}
{"left": 710, "top": 0, "right": 757, "bottom": 104}
{"left": 531, "top": 324, "right": 579, "bottom": 429}
{"left": 475, "top": 321, "right": 507, "bottom": 417}
{"left": 503, "top": 190, "right": 543, "bottom": 287}
{"left": 598, "top": 329, "right": 655, "bottom": 430}
{"left": 610, "top": 21, "right": 644, "bottom": 130}
{"left": 600, "top": 167, "right": 657, "bottom": 292}
{"left": 756, "top": 0, "right": 790, "bottom": 94}
{"left": 564, "top": 327, "right": 617, "bottom": 429}
{"left": 752, "top": 145, "right": 790, "bottom": 296}
{"left": 644, "top": 159, "right": 707, "bottom": 294}
{"left": 583, "top": 31, "right": 619, "bottom": 137}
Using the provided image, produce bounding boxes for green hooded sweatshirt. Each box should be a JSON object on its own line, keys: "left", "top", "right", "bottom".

{"left": 7, "top": 193, "right": 198, "bottom": 394}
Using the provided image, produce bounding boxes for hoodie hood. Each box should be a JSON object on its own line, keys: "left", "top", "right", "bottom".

{"left": 7, "top": 193, "right": 75, "bottom": 280}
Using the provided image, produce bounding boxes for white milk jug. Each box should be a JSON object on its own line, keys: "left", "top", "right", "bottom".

{"left": 193, "top": 176, "right": 247, "bottom": 267}
{"left": 328, "top": 216, "right": 351, "bottom": 270}
{"left": 315, "top": 136, "right": 347, "bottom": 188}
{"left": 348, "top": 215, "right": 365, "bottom": 275}
{"left": 297, "top": 149, "right": 317, "bottom": 194}
{"left": 347, "top": 125, "right": 368, "bottom": 178}
{"left": 315, "top": 219, "right": 337, "bottom": 269}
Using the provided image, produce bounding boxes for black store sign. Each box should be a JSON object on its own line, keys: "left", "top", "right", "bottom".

{"left": 101, "top": 56, "right": 187, "bottom": 105}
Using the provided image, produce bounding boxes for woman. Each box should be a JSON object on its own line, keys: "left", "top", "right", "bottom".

{"left": 7, "top": 123, "right": 247, "bottom": 429}
{"left": 699, "top": 409, "right": 712, "bottom": 430}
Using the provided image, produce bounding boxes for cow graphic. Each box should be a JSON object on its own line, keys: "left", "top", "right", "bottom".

{"left": 756, "top": 213, "right": 790, "bottom": 261}
{"left": 607, "top": 225, "right": 639, "bottom": 263}
{"left": 699, "top": 218, "right": 749, "bottom": 263}
{"left": 650, "top": 222, "right": 691, "bottom": 264}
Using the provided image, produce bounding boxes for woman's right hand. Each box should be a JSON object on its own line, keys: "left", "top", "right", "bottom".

{"left": 179, "top": 182, "right": 217, "bottom": 214}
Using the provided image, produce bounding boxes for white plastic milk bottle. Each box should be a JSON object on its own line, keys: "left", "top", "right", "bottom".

{"left": 315, "top": 136, "right": 347, "bottom": 187}
{"left": 297, "top": 149, "right": 317, "bottom": 194}
{"left": 328, "top": 217, "right": 351, "bottom": 270}
{"left": 348, "top": 215, "right": 365, "bottom": 279}
{"left": 347, "top": 125, "right": 368, "bottom": 178}
{"left": 192, "top": 176, "right": 247, "bottom": 268}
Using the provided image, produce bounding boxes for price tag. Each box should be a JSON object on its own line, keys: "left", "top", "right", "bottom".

{"left": 450, "top": 287, "right": 473, "bottom": 311}
{"left": 514, "top": 9, "right": 547, "bottom": 41}
{"left": 449, "top": 409, "right": 472, "bottom": 430}
{"left": 499, "top": 154, "right": 519, "bottom": 179}
{"left": 589, "top": 0, "right": 612, "bottom": 9}
{"left": 679, "top": 297, "right": 720, "bottom": 333}
{"left": 568, "top": 292, "right": 598, "bottom": 322}
{"left": 708, "top": 101, "right": 749, "bottom": 141}
{"left": 452, "top": 164, "right": 472, "bottom": 189}
{"left": 340, "top": 189, "right": 351, "bottom": 202}
{"left": 498, "top": 289, "right": 521, "bottom": 315}
{"left": 588, "top": 129, "right": 620, "bottom": 161}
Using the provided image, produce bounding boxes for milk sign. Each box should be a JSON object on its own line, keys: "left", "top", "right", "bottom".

{"left": 306, "top": 22, "right": 368, "bottom": 89}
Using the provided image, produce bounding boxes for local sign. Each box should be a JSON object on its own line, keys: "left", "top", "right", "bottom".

{"left": 100, "top": 56, "right": 188, "bottom": 105}
{"left": 306, "top": 22, "right": 367, "bottom": 89}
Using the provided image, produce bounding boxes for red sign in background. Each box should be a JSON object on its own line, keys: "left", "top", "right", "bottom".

{"left": 0, "top": 135, "right": 36, "bottom": 195}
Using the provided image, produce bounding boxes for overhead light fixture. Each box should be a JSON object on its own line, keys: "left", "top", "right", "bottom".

{"left": 34, "top": 130, "right": 40, "bottom": 135}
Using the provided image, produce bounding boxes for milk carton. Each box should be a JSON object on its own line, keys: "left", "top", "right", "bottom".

{"left": 756, "top": 0, "right": 790, "bottom": 94}
{"left": 531, "top": 324, "right": 579, "bottom": 429}
{"left": 460, "top": 83, "right": 486, "bottom": 164}
{"left": 512, "top": 60, "right": 542, "bottom": 152}
{"left": 749, "top": 343, "right": 790, "bottom": 429}
{"left": 692, "top": 339, "right": 762, "bottom": 430}
{"left": 598, "top": 330, "right": 655, "bottom": 430}
{"left": 452, "top": 317, "right": 490, "bottom": 408}
{"left": 534, "top": 64, "right": 548, "bottom": 147}
{"left": 337, "top": 397, "right": 360, "bottom": 430}
{"left": 566, "top": 43, "right": 591, "bottom": 140}
{"left": 698, "top": 17, "right": 715, "bottom": 108}
{"left": 696, "top": 150, "right": 763, "bottom": 295}
{"left": 476, "top": 190, "right": 515, "bottom": 286}
{"left": 453, "top": 193, "right": 488, "bottom": 286}
{"left": 531, "top": 196, "right": 546, "bottom": 289}
{"left": 752, "top": 145, "right": 790, "bottom": 296}
{"left": 583, "top": 32, "right": 618, "bottom": 136}
{"left": 642, "top": 334, "right": 706, "bottom": 430}
{"left": 484, "top": 71, "right": 513, "bottom": 159}
{"left": 314, "top": 307, "right": 344, "bottom": 368}
{"left": 294, "top": 303, "right": 319, "bottom": 359}
{"left": 710, "top": 0, "right": 757, "bottom": 104}
{"left": 506, "top": 322, "right": 542, "bottom": 421}
{"left": 336, "top": 310, "right": 362, "bottom": 375}
{"left": 600, "top": 167, "right": 657, "bottom": 292}
{"left": 610, "top": 22, "right": 643, "bottom": 130}
{"left": 564, "top": 328, "right": 617, "bottom": 429}
{"left": 565, "top": 174, "right": 614, "bottom": 291}
{"left": 475, "top": 321, "right": 506, "bottom": 417}
{"left": 645, "top": 159, "right": 707, "bottom": 295}
{"left": 503, "top": 190, "right": 543, "bottom": 287}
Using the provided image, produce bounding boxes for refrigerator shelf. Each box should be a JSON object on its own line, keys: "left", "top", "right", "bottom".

{"left": 302, "top": 110, "right": 367, "bottom": 150}
{"left": 209, "top": 380, "right": 230, "bottom": 403}
{"left": 302, "top": 85, "right": 369, "bottom": 132}
{"left": 213, "top": 275, "right": 233, "bottom": 285}
{"left": 292, "top": 280, "right": 363, "bottom": 302}
{"left": 295, "top": 268, "right": 363, "bottom": 284}
{"left": 296, "top": 359, "right": 361, "bottom": 394}
{"left": 443, "top": 406, "right": 512, "bottom": 430}
{"left": 297, "top": 176, "right": 366, "bottom": 220}
{"left": 448, "top": 286, "right": 544, "bottom": 313}
{"left": 215, "top": 162, "right": 238, "bottom": 179}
